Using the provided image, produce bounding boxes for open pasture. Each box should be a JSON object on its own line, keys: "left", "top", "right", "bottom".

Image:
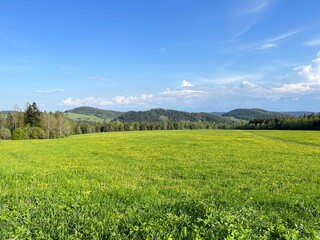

{"left": 0, "top": 130, "right": 319, "bottom": 239}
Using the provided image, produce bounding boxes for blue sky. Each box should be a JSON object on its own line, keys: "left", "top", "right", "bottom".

{"left": 1, "top": 0, "right": 320, "bottom": 112}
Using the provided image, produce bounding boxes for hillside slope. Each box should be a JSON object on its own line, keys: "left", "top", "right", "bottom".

{"left": 65, "top": 106, "right": 122, "bottom": 120}
{"left": 116, "top": 108, "right": 235, "bottom": 123}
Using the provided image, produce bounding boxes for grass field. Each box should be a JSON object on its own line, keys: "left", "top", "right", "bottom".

{"left": 64, "top": 112, "right": 105, "bottom": 122}
{"left": 0, "top": 130, "right": 319, "bottom": 239}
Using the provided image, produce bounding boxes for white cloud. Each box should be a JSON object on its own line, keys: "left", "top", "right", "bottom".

{"left": 62, "top": 93, "right": 154, "bottom": 108}
{"left": 201, "top": 74, "right": 262, "bottom": 84}
{"left": 296, "top": 52, "right": 320, "bottom": 84}
{"left": 267, "top": 30, "right": 301, "bottom": 43}
{"left": 267, "top": 51, "right": 320, "bottom": 94}
{"left": 253, "top": 30, "right": 301, "bottom": 50}
{"left": 181, "top": 80, "right": 194, "bottom": 87}
{"left": 35, "top": 89, "right": 65, "bottom": 94}
{"left": 141, "top": 94, "right": 153, "bottom": 100}
{"left": 258, "top": 43, "right": 278, "bottom": 49}
{"left": 241, "top": 81, "right": 259, "bottom": 88}
{"left": 303, "top": 39, "right": 320, "bottom": 46}
{"left": 162, "top": 89, "right": 203, "bottom": 97}
{"left": 112, "top": 96, "right": 137, "bottom": 105}
{"left": 61, "top": 97, "right": 112, "bottom": 107}
{"left": 271, "top": 82, "right": 313, "bottom": 93}
{"left": 297, "top": 65, "right": 320, "bottom": 84}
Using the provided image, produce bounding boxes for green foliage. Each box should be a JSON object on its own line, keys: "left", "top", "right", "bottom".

{"left": 30, "top": 127, "right": 46, "bottom": 139}
{"left": 0, "top": 130, "right": 319, "bottom": 239}
{"left": 0, "top": 127, "right": 11, "bottom": 140}
{"left": 24, "top": 102, "right": 41, "bottom": 127}
{"left": 246, "top": 113, "right": 320, "bottom": 130}
{"left": 12, "top": 128, "right": 24, "bottom": 140}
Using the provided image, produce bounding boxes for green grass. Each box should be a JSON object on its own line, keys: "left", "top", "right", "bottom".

{"left": 0, "top": 130, "right": 319, "bottom": 239}
{"left": 64, "top": 112, "right": 106, "bottom": 122}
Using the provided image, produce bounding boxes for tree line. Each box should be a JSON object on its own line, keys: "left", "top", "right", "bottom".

{"left": 241, "top": 113, "right": 320, "bottom": 130}
{"left": 1, "top": 103, "right": 318, "bottom": 140}
{"left": 0, "top": 102, "right": 237, "bottom": 140}
{"left": 0, "top": 103, "right": 73, "bottom": 140}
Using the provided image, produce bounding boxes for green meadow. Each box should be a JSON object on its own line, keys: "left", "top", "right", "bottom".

{"left": 64, "top": 112, "right": 105, "bottom": 122}
{"left": 0, "top": 130, "right": 319, "bottom": 239}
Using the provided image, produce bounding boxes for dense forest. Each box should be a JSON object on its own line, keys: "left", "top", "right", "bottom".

{"left": 221, "top": 108, "right": 312, "bottom": 120}
{"left": 222, "top": 108, "right": 289, "bottom": 120}
{"left": 116, "top": 108, "right": 235, "bottom": 123}
{"left": 243, "top": 114, "right": 320, "bottom": 130}
{"left": 1, "top": 103, "right": 319, "bottom": 140}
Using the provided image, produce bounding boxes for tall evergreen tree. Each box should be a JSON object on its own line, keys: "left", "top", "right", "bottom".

{"left": 24, "top": 102, "right": 41, "bottom": 127}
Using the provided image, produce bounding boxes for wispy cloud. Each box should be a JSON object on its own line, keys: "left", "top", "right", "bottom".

{"left": 267, "top": 30, "right": 301, "bottom": 42}
{"left": 35, "top": 89, "right": 65, "bottom": 94}
{"left": 270, "top": 83, "right": 313, "bottom": 93}
{"left": 258, "top": 43, "right": 278, "bottom": 49}
{"left": 161, "top": 89, "right": 203, "bottom": 97}
{"left": 239, "top": 0, "right": 272, "bottom": 16}
{"left": 201, "top": 74, "right": 262, "bottom": 84}
{"left": 232, "top": 0, "right": 273, "bottom": 38}
{"left": 303, "top": 38, "right": 320, "bottom": 46}
{"left": 255, "top": 30, "right": 301, "bottom": 50}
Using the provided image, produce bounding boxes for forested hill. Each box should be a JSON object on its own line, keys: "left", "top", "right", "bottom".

{"left": 222, "top": 108, "right": 290, "bottom": 121}
{"left": 64, "top": 106, "right": 315, "bottom": 123}
{"left": 116, "top": 109, "right": 236, "bottom": 123}
{"left": 65, "top": 107, "right": 122, "bottom": 120}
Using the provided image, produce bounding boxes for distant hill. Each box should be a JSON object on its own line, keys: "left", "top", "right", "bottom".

{"left": 116, "top": 108, "right": 236, "bottom": 123}
{"left": 63, "top": 107, "right": 316, "bottom": 123}
{"left": 0, "top": 111, "right": 12, "bottom": 114}
{"left": 281, "top": 111, "right": 314, "bottom": 117}
{"left": 211, "top": 112, "right": 225, "bottom": 116}
{"left": 65, "top": 107, "right": 122, "bottom": 121}
{"left": 222, "top": 108, "right": 289, "bottom": 121}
